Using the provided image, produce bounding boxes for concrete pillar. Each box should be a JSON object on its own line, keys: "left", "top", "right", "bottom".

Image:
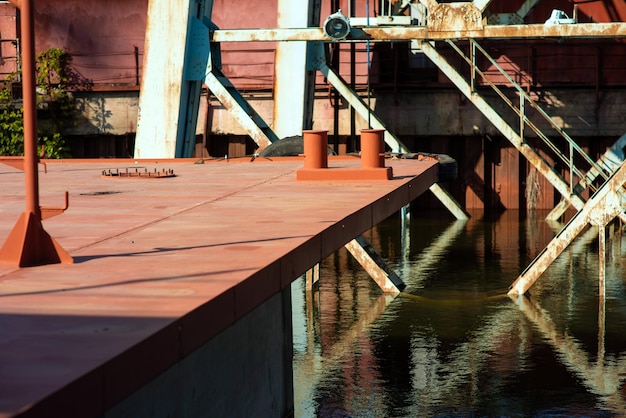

{"left": 134, "top": 0, "right": 189, "bottom": 158}
{"left": 105, "top": 289, "right": 294, "bottom": 417}
{"left": 135, "top": 0, "right": 211, "bottom": 158}
{"left": 273, "top": 0, "right": 320, "bottom": 138}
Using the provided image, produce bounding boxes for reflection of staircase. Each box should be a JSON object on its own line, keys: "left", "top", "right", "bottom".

{"left": 419, "top": 39, "right": 625, "bottom": 222}
{"left": 205, "top": 67, "right": 279, "bottom": 149}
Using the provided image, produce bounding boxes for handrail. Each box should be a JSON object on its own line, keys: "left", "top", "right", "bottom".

{"left": 445, "top": 39, "right": 612, "bottom": 195}
{"left": 470, "top": 40, "right": 606, "bottom": 180}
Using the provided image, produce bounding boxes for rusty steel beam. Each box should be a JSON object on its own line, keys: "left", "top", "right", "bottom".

{"left": 211, "top": 23, "right": 626, "bottom": 43}
{"left": 429, "top": 183, "right": 470, "bottom": 220}
{"left": 344, "top": 236, "right": 405, "bottom": 294}
{"left": 205, "top": 70, "right": 278, "bottom": 150}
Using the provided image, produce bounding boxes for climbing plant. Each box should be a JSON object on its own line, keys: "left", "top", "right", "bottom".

{"left": 0, "top": 48, "right": 84, "bottom": 158}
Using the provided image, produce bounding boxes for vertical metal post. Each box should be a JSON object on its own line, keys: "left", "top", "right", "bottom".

{"left": 0, "top": 0, "right": 72, "bottom": 267}
{"left": 349, "top": 0, "right": 356, "bottom": 152}
{"left": 470, "top": 40, "right": 475, "bottom": 93}
{"left": 21, "top": 0, "right": 38, "bottom": 218}
{"left": 519, "top": 94, "right": 526, "bottom": 137}
{"left": 366, "top": 0, "right": 371, "bottom": 129}
{"left": 134, "top": 46, "right": 140, "bottom": 86}
{"left": 598, "top": 225, "right": 606, "bottom": 299}
{"left": 569, "top": 140, "right": 574, "bottom": 193}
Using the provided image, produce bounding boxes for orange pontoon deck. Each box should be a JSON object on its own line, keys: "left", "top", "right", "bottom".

{"left": 0, "top": 156, "right": 438, "bottom": 417}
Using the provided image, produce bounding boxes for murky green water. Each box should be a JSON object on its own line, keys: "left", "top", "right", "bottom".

{"left": 292, "top": 210, "right": 626, "bottom": 417}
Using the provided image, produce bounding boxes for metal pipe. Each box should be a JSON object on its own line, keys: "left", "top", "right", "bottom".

{"left": 19, "top": 0, "right": 39, "bottom": 218}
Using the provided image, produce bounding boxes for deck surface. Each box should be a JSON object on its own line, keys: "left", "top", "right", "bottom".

{"left": 0, "top": 156, "right": 438, "bottom": 417}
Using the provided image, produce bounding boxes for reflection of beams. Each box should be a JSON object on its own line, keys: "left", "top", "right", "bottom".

{"left": 513, "top": 295, "right": 626, "bottom": 409}
{"left": 398, "top": 299, "right": 524, "bottom": 414}
{"left": 294, "top": 293, "right": 396, "bottom": 411}
{"left": 404, "top": 219, "right": 467, "bottom": 290}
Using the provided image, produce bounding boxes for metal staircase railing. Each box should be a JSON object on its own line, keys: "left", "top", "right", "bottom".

{"left": 449, "top": 39, "right": 611, "bottom": 194}
{"left": 419, "top": 40, "right": 586, "bottom": 212}
{"left": 420, "top": 39, "right": 626, "bottom": 224}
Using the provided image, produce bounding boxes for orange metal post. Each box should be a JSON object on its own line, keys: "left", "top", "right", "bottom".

{"left": 303, "top": 130, "right": 328, "bottom": 169}
{"left": 0, "top": 0, "right": 72, "bottom": 266}
{"left": 360, "top": 129, "right": 385, "bottom": 169}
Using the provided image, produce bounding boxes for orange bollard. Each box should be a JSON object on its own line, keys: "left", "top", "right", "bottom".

{"left": 360, "top": 129, "right": 385, "bottom": 169}
{"left": 303, "top": 130, "right": 328, "bottom": 169}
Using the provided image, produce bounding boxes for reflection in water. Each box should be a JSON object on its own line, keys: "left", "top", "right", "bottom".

{"left": 292, "top": 210, "right": 626, "bottom": 417}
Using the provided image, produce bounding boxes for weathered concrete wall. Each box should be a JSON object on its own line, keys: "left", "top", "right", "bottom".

{"left": 103, "top": 288, "right": 294, "bottom": 418}
{"left": 67, "top": 87, "right": 626, "bottom": 140}
{"left": 69, "top": 91, "right": 139, "bottom": 136}
{"left": 206, "top": 88, "right": 626, "bottom": 138}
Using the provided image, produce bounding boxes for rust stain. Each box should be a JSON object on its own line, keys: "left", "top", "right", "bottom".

{"left": 212, "top": 23, "right": 626, "bottom": 43}
{"left": 428, "top": 3, "right": 484, "bottom": 32}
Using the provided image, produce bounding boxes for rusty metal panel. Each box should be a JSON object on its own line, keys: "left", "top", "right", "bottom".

{"left": 212, "top": 23, "right": 626, "bottom": 43}
{"left": 427, "top": 2, "right": 484, "bottom": 32}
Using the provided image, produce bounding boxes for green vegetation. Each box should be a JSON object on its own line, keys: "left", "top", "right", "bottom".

{"left": 0, "top": 48, "right": 80, "bottom": 158}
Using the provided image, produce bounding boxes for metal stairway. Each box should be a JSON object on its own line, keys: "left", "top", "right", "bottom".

{"left": 419, "top": 39, "right": 626, "bottom": 222}
{"left": 205, "top": 67, "right": 280, "bottom": 150}
{"left": 547, "top": 134, "right": 626, "bottom": 220}
{"left": 509, "top": 158, "right": 626, "bottom": 296}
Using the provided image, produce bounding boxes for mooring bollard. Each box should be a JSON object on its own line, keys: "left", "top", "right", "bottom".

{"left": 360, "top": 129, "right": 385, "bottom": 169}
{"left": 303, "top": 130, "right": 328, "bottom": 169}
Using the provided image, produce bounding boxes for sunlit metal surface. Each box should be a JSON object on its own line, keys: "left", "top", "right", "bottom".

{"left": 212, "top": 23, "right": 626, "bottom": 43}
{"left": 509, "top": 161, "right": 626, "bottom": 296}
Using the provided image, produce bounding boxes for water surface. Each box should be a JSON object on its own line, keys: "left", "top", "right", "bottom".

{"left": 292, "top": 210, "right": 626, "bottom": 417}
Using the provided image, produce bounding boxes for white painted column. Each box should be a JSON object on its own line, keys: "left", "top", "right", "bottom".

{"left": 134, "top": 0, "right": 192, "bottom": 158}
{"left": 273, "top": 0, "right": 315, "bottom": 139}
